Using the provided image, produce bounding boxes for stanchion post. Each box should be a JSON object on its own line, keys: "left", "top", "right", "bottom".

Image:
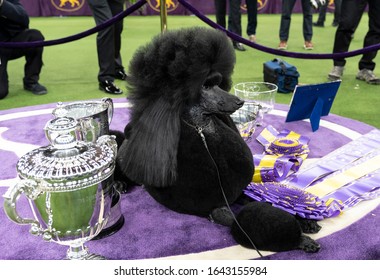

{"left": 160, "top": 0, "right": 168, "bottom": 33}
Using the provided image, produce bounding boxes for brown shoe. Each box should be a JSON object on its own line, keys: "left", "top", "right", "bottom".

{"left": 249, "top": 34, "right": 256, "bottom": 43}
{"left": 304, "top": 41, "right": 314, "bottom": 50}
{"left": 278, "top": 40, "right": 287, "bottom": 50}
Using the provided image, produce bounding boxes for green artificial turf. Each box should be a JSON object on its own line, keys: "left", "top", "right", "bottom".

{"left": 1, "top": 13, "right": 379, "bottom": 128}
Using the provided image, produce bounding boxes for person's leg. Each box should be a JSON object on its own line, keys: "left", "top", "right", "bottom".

{"left": 20, "top": 30, "right": 45, "bottom": 87}
{"left": 314, "top": 1, "right": 327, "bottom": 26}
{"left": 0, "top": 54, "right": 9, "bottom": 99}
{"left": 356, "top": 0, "right": 380, "bottom": 84}
{"left": 246, "top": 0, "right": 257, "bottom": 37}
{"left": 279, "top": 0, "right": 296, "bottom": 42}
{"left": 0, "top": 29, "right": 46, "bottom": 95}
{"left": 109, "top": 0, "right": 125, "bottom": 76}
{"left": 358, "top": 0, "right": 380, "bottom": 71}
{"left": 88, "top": 0, "right": 116, "bottom": 83}
{"left": 228, "top": 0, "right": 242, "bottom": 36}
{"left": 214, "top": 0, "right": 227, "bottom": 28}
{"left": 88, "top": 0, "right": 123, "bottom": 93}
{"left": 228, "top": 0, "right": 245, "bottom": 51}
{"left": 328, "top": 0, "right": 366, "bottom": 80}
{"left": 332, "top": 0, "right": 366, "bottom": 67}
{"left": 332, "top": 0, "right": 342, "bottom": 26}
{"left": 301, "top": 0, "right": 313, "bottom": 42}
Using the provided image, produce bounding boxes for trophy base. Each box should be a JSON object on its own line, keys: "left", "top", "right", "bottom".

{"left": 83, "top": 254, "right": 107, "bottom": 260}
{"left": 93, "top": 191, "right": 125, "bottom": 240}
{"left": 66, "top": 244, "right": 107, "bottom": 260}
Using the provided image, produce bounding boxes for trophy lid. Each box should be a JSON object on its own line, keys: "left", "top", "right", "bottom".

{"left": 16, "top": 117, "right": 117, "bottom": 192}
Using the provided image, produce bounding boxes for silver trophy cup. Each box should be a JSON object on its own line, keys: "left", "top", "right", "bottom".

{"left": 3, "top": 117, "right": 118, "bottom": 259}
{"left": 52, "top": 97, "right": 114, "bottom": 143}
{"left": 52, "top": 98, "right": 124, "bottom": 238}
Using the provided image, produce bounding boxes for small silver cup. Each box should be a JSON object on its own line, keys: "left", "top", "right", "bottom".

{"left": 52, "top": 97, "right": 113, "bottom": 143}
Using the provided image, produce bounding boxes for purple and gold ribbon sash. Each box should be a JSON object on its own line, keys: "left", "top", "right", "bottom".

{"left": 288, "top": 129, "right": 380, "bottom": 189}
{"left": 304, "top": 150, "right": 380, "bottom": 211}
{"left": 253, "top": 126, "right": 310, "bottom": 182}
{"left": 323, "top": 168, "right": 380, "bottom": 210}
{"left": 305, "top": 153, "right": 380, "bottom": 197}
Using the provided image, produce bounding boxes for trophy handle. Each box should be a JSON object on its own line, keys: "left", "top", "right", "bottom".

{"left": 102, "top": 97, "right": 114, "bottom": 126}
{"left": 3, "top": 179, "right": 41, "bottom": 228}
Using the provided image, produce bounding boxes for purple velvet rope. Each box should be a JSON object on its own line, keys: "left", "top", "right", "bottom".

{"left": 178, "top": 0, "right": 380, "bottom": 60}
{"left": 0, "top": 0, "right": 147, "bottom": 48}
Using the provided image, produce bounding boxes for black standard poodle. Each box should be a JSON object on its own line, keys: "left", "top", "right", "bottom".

{"left": 114, "top": 26, "right": 320, "bottom": 254}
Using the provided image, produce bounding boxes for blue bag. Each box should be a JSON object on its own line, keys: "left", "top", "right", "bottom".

{"left": 263, "top": 58, "right": 300, "bottom": 93}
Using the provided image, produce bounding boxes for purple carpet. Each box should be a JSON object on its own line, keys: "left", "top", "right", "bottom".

{"left": 0, "top": 98, "right": 378, "bottom": 260}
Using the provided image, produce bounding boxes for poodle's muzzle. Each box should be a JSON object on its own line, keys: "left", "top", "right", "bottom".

{"left": 201, "top": 86, "right": 244, "bottom": 115}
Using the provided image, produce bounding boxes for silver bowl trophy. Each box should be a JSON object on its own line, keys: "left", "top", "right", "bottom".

{"left": 3, "top": 116, "right": 118, "bottom": 259}
{"left": 52, "top": 97, "right": 113, "bottom": 143}
{"left": 52, "top": 98, "right": 125, "bottom": 239}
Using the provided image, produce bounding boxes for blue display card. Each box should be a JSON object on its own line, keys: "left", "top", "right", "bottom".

{"left": 285, "top": 80, "right": 341, "bottom": 132}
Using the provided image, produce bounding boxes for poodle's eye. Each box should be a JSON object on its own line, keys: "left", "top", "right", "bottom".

{"left": 202, "top": 85, "right": 212, "bottom": 91}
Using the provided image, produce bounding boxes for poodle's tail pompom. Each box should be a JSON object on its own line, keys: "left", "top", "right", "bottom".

{"left": 231, "top": 201, "right": 304, "bottom": 252}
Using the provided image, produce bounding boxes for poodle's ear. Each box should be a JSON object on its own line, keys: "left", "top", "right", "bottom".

{"left": 203, "top": 71, "right": 223, "bottom": 89}
{"left": 120, "top": 97, "right": 181, "bottom": 187}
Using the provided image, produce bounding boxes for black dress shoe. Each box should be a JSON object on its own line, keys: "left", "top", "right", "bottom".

{"left": 24, "top": 83, "right": 48, "bottom": 95}
{"left": 233, "top": 41, "right": 246, "bottom": 51}
{"left": 115, "top": 69, "right": 127, "bottom": 80}
{"left": 99, "top": 80, "right": 123, "bottom": 94}
{"left": 313, "top": 22, "right": 324, "bottom": 27}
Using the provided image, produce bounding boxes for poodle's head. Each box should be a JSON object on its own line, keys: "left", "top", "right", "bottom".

{"left": 126, "top": 26, "right": 236, "bottom": 110}
{"left": 193, "top": 71, "right": 244, "bottom": 117}
{"left": 120, "top": 27, "right": 237, "bottom": 187}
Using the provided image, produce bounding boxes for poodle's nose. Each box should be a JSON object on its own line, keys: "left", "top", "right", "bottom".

{"left": 236, "top": 98, "right": 245, "bottom": 107}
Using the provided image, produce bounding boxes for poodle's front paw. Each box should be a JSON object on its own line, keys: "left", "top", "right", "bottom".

{"left": 298, "top": 235, "right": 321, "bottom": 253}
{"left": 209, "top": 206, "right": 235, "bottom": 226}
{"left": 297, "top": 217, "right": 322, "bottom": 233}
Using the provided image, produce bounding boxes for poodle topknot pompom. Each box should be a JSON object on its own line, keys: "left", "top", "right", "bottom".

{"left": 127, "top": 26, "right": 236, "bottom": 105}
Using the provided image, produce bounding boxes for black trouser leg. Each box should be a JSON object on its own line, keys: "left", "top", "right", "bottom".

{"left": 358, "top": 0, "right": 380, "bottom": 70}
{"left": 333, "top": 0, "right": 367, "bottom": 67}
{"left": 316, "top": 2, "right": 327, "bottom": 24}
{"left": 228, "top": 0, "right": 242, "bottom": 36}
{"left": 0, "top": 56, "right": 9, "bottom": 99}
{"left": 214, "top": 0, "right": 227, "bottom": 28}
{"left": 88, "top": 0, "right": 124, "bottom": 82}
{"left": 246, "top": 0, "right": 258, "bottom": 36}
{"left": 0, "top": 29, "right": 44, "bottom": 98}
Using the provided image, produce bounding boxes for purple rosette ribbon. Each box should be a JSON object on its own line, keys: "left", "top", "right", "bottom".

{"left": 245, "top": 182, "right": 344, "bottom": 220}
{"left": 252, "top": 126, "right": 310, "bottom": 182}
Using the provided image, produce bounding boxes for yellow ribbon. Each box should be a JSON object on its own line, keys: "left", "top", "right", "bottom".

{"left": 252, "top": 155, "right": 278, "bottom": 182}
